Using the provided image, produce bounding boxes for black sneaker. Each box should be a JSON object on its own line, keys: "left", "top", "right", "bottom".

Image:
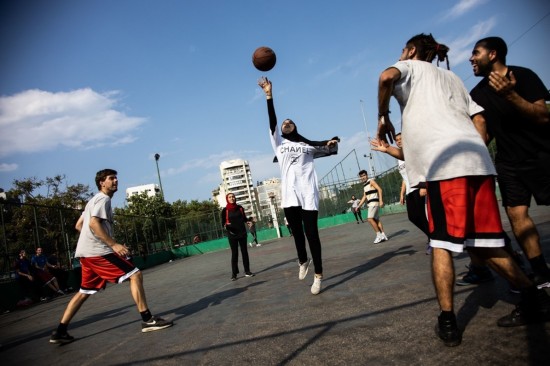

{"left": 496, "top": 305, "right": 550, "bottom": 327}
{"left": 498, "top": 290, "right": 550, "bottom": 327}
{"left": 231, "top": 275, "right": 237, "bottom": 281}
{"left": 435, "top": 315, "right": 462, "bottom": 347}
{"left": 141, "top": 316, "right": 173, "bottom": 333}
{"left": 498, "top": 306, "right": 531, "bottom": 327}
{"left": 49, "top": 330, "right": 74, "bottom": 344}
{"left": 456, "top": 266, "right": 494, "bottom": 286}
{"left": 245, "top": 272, "right": 255, "bottom": 277}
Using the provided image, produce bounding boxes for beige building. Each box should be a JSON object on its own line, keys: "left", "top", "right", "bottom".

{"left": 126, "top": 184, "right": 161, "bottom": 201}
{"left": 218, "top": 159, "right": 258, "bottom": 219}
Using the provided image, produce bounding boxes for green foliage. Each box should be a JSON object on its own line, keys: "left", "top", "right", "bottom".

{"left": 124, "top": 192, "right": 173, "bottom": 217}
{"left": 111, "top": 195, "right": 222, "bottom": 252}
{"left": 0, "top": 176, "right": 93, "bottom": 273}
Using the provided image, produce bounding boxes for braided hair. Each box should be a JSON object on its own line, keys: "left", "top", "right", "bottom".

{"left": 406, "top": 33, "right": 450, "bottom": 70}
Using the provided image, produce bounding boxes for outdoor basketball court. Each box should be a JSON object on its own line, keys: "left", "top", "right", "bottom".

{"left": 1, "top": 206, "right": 549, "bottom": 365}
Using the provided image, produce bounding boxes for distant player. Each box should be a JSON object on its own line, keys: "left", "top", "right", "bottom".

{"left": 357, "top": 170, "right": 388, "bottom": 243}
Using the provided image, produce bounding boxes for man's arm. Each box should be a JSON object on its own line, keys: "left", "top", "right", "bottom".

{"left": 89, "top": 217, "right": 129, "bottom": 256}
{"left": 377, "top": 67, "right": 400, "bottom": 143}
{"left": 400, "top": 180, "right": 406, "bottom": 205}
{"left": 75, "top": 214, "right": 84, "bottom": 232}
{"left": 370, "top": 138, "right": 404, "bottom": 160}
{"left": 357, "top": 193, "right": 367, "bottom": 210}
{"left": 371, "top": 180, "right": 384, "bottom": 207}
{"left": 489, "top": 71, "right": 549, "bottom": 125}
{"left": 471, "top": 113, "right": 489, "bottom": 144}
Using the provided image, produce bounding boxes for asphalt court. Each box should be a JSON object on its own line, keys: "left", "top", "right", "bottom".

{"left": 1, "top": 204, "right": 549, "bottom": 365}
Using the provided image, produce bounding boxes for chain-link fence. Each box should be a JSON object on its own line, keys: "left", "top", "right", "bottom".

{"left": 0, "top": 202, "right": 228, "bottom": 279}
{"left": 1, "top": 150, "right": 403, "bottom": 280}
{"left": 317, "top": 149, "right": 402, "bottom": 216}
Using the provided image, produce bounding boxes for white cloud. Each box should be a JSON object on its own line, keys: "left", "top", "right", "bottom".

{"left": 442, "top": 0, "right": 490, "bottom": 21}
{"left": 314, "top": 49, "right": 370, "bottom": 81}
{"left": 0, "top": 162, "right": 18, "bottom": 172}
{"left": 446, "top": 17, "right": 497, "bottom": 65}
{"left": 0, "top": 88, "right": 146, "bottom": 157}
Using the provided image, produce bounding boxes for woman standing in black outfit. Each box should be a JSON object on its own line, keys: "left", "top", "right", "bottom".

{"left": 221, "top": 193, "right": 254, "bottom": 281}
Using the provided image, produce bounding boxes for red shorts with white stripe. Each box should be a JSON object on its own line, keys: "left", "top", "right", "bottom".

{"left": 79, "top": 253, "right": 139, "bottom": 294}
{"left": 426, "top": 176, "right": 505, "bottom": 253}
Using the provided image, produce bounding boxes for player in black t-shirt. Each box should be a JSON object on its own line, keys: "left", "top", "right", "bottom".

{"left": 470, "top": 37, "right": 550, "bottom": 294}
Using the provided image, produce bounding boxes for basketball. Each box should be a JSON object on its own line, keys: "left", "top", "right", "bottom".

{"left": 252, "top": 46, "right": 276, "bottom": 72}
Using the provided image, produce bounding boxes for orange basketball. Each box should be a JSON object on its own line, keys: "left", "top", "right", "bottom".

{"left": 252, "top": 46, "right": 277, "bottom": 72}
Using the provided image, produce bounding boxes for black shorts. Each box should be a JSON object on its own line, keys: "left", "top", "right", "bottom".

{"left": 496, "top": 152, "right": 550, "bottom": 207}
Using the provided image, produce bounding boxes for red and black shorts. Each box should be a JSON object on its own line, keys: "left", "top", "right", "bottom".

{"left": 426, "top": 176, "right": 505, "bottom": 253}
{"left": 79, "top": 253, "right": 139, "bottom": 294}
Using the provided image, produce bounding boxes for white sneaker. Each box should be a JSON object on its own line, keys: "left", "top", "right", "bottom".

{"left": 373, "top": 235, "right": 383, "bottom": 244}
{"left": 248, "top": 243, "right": 253, "bottom": 247}
{"left": 299, "top": 259, "right": 312, "bottom": 280}
{"left": 311, "top": 275, "right": 322, "bottom": 295}
{"left": 381, "top": 232, "right": 388, "bottom": 241}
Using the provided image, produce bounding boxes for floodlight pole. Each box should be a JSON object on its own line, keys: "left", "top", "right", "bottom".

{"left": 154, "top": 153, "right": 165, "bottom": 200}
{"left": 359, "top": 100, "right": 376, "bottom": 177}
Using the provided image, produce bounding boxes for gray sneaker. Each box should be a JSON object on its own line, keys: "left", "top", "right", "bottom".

{"left": 141, "top": 316, "right": 173, "bottom": 333}
{"left": 299, "top": 259, "right": 312, "bottom": 280}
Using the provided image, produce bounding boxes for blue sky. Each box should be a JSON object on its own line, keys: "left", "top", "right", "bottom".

{"left": 1, "top": 0, "right": 549, "bottom": 208}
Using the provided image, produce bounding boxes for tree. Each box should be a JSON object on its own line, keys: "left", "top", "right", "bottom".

{"left": 0, "top": 176, "right": 93, "bottom": 273}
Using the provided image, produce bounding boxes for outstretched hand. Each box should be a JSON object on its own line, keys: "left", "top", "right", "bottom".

{"left": 377, "top": 114, "right": 396, "bottom": 144}
{"left": 370, "top": 138, "right": 390, "bottom": 152}
{"left": 488, "top": 70, "right": 516, "bottom": 96}
{"left": 258, "top": 76, "right": 272, "bottom": 96}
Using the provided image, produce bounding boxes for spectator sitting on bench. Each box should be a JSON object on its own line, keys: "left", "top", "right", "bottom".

{"left": 31, "top": 247, "right": 65, "bottom": 296}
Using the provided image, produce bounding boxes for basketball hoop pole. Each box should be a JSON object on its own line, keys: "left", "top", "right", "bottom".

{"left": 359, "top": 100, "right": 376, "bottom": 178}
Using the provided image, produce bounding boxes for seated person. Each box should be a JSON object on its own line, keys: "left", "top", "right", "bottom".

{"left": 14, "top": 249, "right": 40, "bottom": 303}
{"left": 31, "top": 247, "right": 65, "bottom": 296}
{"left": 47, "top": 251, "right": 71, "bottom": 292}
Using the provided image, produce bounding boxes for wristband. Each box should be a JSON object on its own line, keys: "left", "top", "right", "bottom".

{"left": 378, "top": 111, "right": 390, "bottom": 117}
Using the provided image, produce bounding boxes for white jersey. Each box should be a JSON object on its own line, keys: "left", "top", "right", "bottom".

{"left": 398, "top": 159, "right": 415, "bottom": 195}
{"left": 391, "top": 60, "right": 495, "bottom": 187}
{"left": 75, "top": 192, "right": 115, "bottom": 257}
{"left": 271, "top": 128, "right": 331, "bottom": 210}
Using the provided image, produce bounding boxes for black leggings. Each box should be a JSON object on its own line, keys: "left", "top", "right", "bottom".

{"left": 284, "top": 206, "right": 322, "bottom": 275}
{"left": 406, "top": 189, "right": 429, "bottom": 237}
{"left": 250, "top": 231, "right": 258, "bottom": 244}
{"left": 228, "top": 236, "right": 250, "bottom": 276}
{"left": 352, "top": 209, "right": 363, "bottom": 222}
